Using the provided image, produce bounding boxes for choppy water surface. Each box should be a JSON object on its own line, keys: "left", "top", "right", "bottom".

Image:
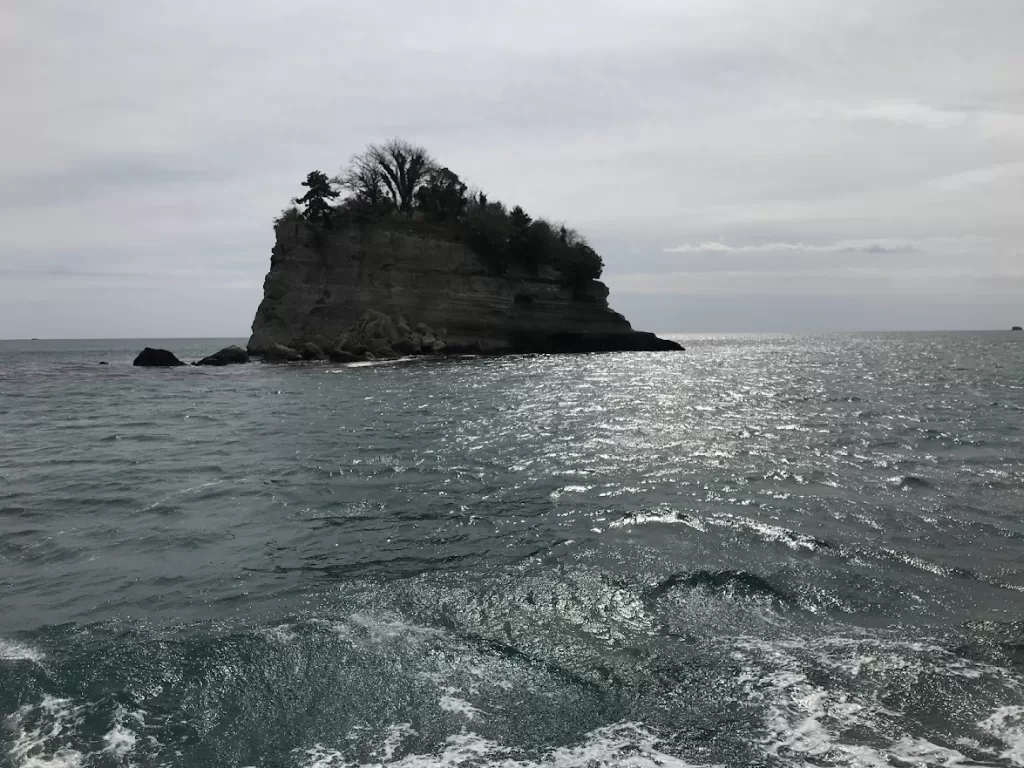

{"left": 1, "top": 333, "right": 1023, "bottom": 768}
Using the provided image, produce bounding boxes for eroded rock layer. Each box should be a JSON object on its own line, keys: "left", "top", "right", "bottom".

{"left": 248, "top": 220, "right": 681, "bottom": 356}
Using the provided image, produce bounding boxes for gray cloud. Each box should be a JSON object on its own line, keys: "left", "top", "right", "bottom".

{"left": 1, "top": 0, "right": 1022, "bottom": 336}
{"left": 665, "top": 239, "right": 923, "bottom": 255}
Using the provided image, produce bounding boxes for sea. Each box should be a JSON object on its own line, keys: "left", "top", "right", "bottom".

{"left": 1, "top": 332, "right": 1022, "bottom": 768}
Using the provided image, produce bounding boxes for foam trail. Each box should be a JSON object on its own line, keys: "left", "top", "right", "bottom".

{"left": 0, "top": 639, "right": 45, "bottom": 664}
{"left": 980, "top": 706, "right": 1024, "bottom": 766}
{"left": 6, "top": 696, "right": 84, "bottom": 768}
{"left": 300, "top": 721, "right": 717, "bottom": 767}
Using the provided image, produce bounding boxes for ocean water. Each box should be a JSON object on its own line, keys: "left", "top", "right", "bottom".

{"left": 1, "top": 332, "right": 1023, "bottom": 768}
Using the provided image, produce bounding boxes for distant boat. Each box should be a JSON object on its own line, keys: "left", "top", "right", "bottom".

{"left": 1013, "top": 326, "right": 1023, "bottom": 331}
{"left": 30, "top": 337, "right": 40, "bottom": 341}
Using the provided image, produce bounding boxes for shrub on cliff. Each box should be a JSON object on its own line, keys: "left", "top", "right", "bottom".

{"left": 461, "top": 195, "right": 512, "bottom": 272}
{"left": 274, "top": 206, "right": 301, "bottom": 226}
{"left": 556, "top": 242, "right": 603, "bottom": 290}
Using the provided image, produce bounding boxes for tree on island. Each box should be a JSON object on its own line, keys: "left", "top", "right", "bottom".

{"left": 335, "top": 159, "right": 390, "bottom": 215}
{"left": 285, "top": 139, "right": 605, "bottom": 286}
{"left": 508, "top": 205, "right": 535, "bottom": 267}
{"left": 293, "top": 171, "right": 339, "bottom": 225}
{"left": 415, "top": 167, "right": 468, "bottom": 221}
{"left": 341, "top": 139, "right": 434, "bottom": 213}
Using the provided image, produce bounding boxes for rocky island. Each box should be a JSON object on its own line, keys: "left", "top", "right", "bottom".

{"left": 248, "top": 140, "right": 681, "bottom": 360}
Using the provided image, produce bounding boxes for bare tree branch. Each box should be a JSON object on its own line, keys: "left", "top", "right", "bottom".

{"left": 344, "top": 139, "right": 435, "bottom": 213}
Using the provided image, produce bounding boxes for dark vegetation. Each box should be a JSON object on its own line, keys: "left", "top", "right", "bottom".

{"left": 291, "top": 171, "right": 339, "bottom": 227}
{"left": 279, "top": 139, "right": 604, "bottom": 287}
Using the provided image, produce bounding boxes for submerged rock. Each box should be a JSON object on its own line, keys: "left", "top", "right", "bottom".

{"left": 394, "top": 339, "right": 420, "bottom": 356}
{"left": 133, "top": 348, "right": 185, "bottom": 367}
{"left": 195, "top": 345, "right": 249, "bottom": 366}
{"left": 327, "top": 347, "right": 361, "bottom": 363}
{"left": 264, "top": 343, "right": 302, "bottom": 362}
{"left": 370, "top": 342, "right": 397, "bottom": 359}
{"left": 299, "top": 342, "right": 326, "bottom": 360}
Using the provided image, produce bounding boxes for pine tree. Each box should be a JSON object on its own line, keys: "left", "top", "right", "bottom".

{"left": 293, "top": 171, "right": 339, "bottom": 226}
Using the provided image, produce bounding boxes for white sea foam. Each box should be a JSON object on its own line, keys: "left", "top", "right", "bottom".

{"left": 300, "top": 721, "right": 717, "bottom": 767}
{"left": 286, "top": 615, "right": 444, "bottom": 649}
{"left": 439, "top": 695, "right": 484, "bottom": 721}
{"left": 754, "top": 669, "right": 986, "bottom": 767}
{"left": 705, "top": 515, "right": 824, "bottom": 551}
{"left": 346, "top": 613, "right": 445, "bottom": 646}
{"left": 102, "top": 723, "right": 137, "bottom": 757}
{"left": 979, "top": 706, "right": 1024, "bottom": 766}
{"left": 0, "top": 639, "right": 45, "bottom": 664}
{"left": 607, "top": 505, "right": 702, "bottom": 530}
{"left": 379, "top": 724, "right": 417, "bottom": 762}
{"left": 262, "top": 623, "right": 300, "bottom": 644}
{"left": 734, "top": 635, "right": 1023, "bottom": 767}
{"left": 6, "top": 696, "right": 84, "bottom": 768}
{"left": 548, "top": 484, "right": 593, "bottom": 500}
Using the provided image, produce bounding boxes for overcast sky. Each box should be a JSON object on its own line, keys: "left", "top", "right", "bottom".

{"left": 2, "top": 0, "right": 1022, "bottom": 337}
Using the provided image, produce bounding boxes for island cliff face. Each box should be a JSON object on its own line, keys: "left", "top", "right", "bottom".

{"left": 248, "top": 218, "right": 681, "bottom": 357}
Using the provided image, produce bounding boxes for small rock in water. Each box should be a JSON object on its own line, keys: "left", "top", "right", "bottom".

{"left": 98, "top": 361, "right": 109, "bottom": 365}
{"left": 133, "top": 348, "right": 185, "bottom": 367}
{"left": 195, "top": 345, "right": 249, "bottom": 366}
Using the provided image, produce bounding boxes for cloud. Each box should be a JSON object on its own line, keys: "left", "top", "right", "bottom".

{"left": 928, "top": 162, "right": 1024, "bottom": 192}
{"left": 664, "top": 239, "right": 921, "bottom": 255}
{"left": 834, "top": 102, "right": 967, "bottom": 129}
{"left": 812, "top": 100, "right": 1024, "bottom": 139}
{"left": 1, "top": 0, "right": 1023, "bottom": 334}
{"left": 608, "top": 265, "right": 1024, "bottom": 298}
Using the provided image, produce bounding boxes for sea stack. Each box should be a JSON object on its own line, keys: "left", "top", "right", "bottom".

{"left": 248, "top": 220, "right": 680, "bottom": 357}
{"left": 248, "top": 142, "right": 682, "bottom": 359}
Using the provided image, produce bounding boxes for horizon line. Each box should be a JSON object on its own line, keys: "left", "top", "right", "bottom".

{"left": 3, "top": 328, "right": 1021, "bottom": 342}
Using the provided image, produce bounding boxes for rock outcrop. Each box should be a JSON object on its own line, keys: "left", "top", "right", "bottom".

{"left": 321, "top": 309, "right": 448, "bottom": 361}
{"left": 1013, "top": 326, "right": 1022, "bottom": 331}
{"left": 133, "top": 348, "right": 185, "bottom": 367}
{"left": 195, "top": 345, "right": 250, "bottom": 366}
{"left": 264, "top": 343, "right": 303, "bottom": 362}
{"left": 248, "top": 220, "right": 682, "bottom": 357}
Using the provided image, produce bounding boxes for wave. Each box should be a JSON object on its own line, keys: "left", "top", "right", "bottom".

{"left": 888, "top": 474, "right": 934, "bottom": 490}
{"left": 644, "top": 570, "right": 790, "bottom": 604}
{"left": 702, "top": 514, "right": 836, "bottom": 553}
{"left": 685, "top": 511, "right": 1024, "bottom": 598}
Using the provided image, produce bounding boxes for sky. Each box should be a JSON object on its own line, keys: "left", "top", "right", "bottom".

{"left": 2, "top": 0, "right": 1022, "bottom": 337}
